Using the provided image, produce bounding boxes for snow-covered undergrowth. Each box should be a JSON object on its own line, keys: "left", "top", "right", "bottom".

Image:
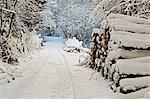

{"left": 0, "top": 35, "right": 43, "bottom": 86}
{"left": 0, "top": 61, "right": 18, "bottom": 84}
{"left": 0, "top": 61, "right": 24, "bottom": 86}
{"left": 0, "top": 42, "right": 45, "bottom": 86}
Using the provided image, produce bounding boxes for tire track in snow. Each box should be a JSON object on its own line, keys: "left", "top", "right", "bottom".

{"left": 19, "top": 45, "right": 62, "bottom": 99}
{"left": 17, "top": 46, "right": 52, "bottom": 99}
{"left": 49, "top": 49, "right": 71, "bottom": 99}
{"left": 45, "top": 48, "right": 73, "bottom": 99}
{"left": 58, "top": 49, "right": 77, "bottom": 99}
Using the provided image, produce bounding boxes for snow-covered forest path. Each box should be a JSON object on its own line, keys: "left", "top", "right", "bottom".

{"left": 0, "top": 37, "right": 127, "bottom": 99}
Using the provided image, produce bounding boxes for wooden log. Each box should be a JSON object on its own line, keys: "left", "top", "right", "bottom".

{"left": 113, "top": 57, "right": 150, "bottom": 75}
{"left": 108, "top": 19, "right": 150, "bottom": 34}
{"left": 119, "top": 76, "right": 150, "bottom": 93}
{"left": 107, "top": 14, "right": 150, "bottom": 25}
{"left": 110, "top": 31, "right": 150, "bottom": 49}
{"left": 106, "top": 49, "right": 150, "bottom": 60}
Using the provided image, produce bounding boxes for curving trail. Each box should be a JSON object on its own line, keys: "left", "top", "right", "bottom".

{"left": 0, "top": 37, "right": 139, "bottom": 99}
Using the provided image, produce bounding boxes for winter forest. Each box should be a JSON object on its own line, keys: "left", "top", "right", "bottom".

{"left": 0, "top": 0, "right": 150, "bottom": 99}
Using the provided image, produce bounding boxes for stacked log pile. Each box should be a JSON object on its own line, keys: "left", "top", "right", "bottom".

{"left": 89, "top": 14, "right": 150, "bottom": 94}
{"left": 90, "top": 28, "right": 108, "bottom": 72}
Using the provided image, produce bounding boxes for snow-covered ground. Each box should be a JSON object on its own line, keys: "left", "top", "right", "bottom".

{"left": 0, "top": 37, "right": 149, "bottom": 99}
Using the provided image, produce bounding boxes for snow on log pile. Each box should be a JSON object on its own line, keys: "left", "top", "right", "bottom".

{"left": 137, "top": 91, "right": 150, "bottom": 99}
{"left": 89, "top": 14, "right": 150, "bottom": 94}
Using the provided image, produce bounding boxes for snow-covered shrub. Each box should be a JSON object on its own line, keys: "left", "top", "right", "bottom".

{"left": 65, "top": 37, "right": 83, "bottom": 48}
{"left": 64, "top": 37, "right": 91, "bottom": 53}
{"left": 64, "top": 37, "right": 83, "bottom": 53}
